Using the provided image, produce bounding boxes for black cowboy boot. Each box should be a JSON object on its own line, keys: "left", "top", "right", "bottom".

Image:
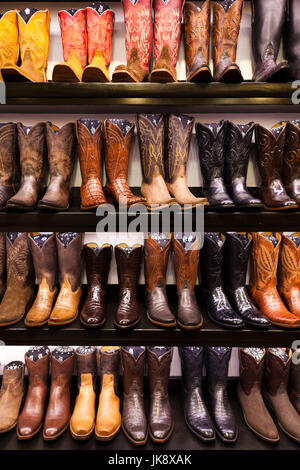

{"left": 284, "top": 0, "right": 300, "bottom": 80}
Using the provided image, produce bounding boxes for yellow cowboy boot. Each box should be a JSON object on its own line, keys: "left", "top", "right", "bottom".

{"left": 0, "top": 10, "right": 19, "bottom": 81}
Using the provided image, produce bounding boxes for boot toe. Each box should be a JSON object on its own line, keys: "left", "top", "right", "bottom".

{"left": 18, "top": 425, "right": 34, "bottom": 437}
{"left": 43, "top": 426, "right": 59, "bottom": 438}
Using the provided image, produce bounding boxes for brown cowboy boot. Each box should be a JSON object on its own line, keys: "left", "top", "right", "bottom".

{"left": 278, "top": 233, "right": 300, "bottom": 318}
{"left": 0, "top": 10, "right": 19, "bottom": 81}
{"left": 0, "top": 232, "right": 5, "bottom": 299}
{"left": 0, "top": 361, "right": 24, "bottom": 433}
{"left": 283, "top": 120, "right": 300, "bottom": 205}
{"left": 0, "top": 122, "right": 20, "bottom": 208}
{"left": 289, "top": 354, "right": 300, "bottom": 415}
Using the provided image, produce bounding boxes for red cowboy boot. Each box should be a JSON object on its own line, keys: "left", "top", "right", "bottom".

{"left": 112, "top": 0, "right": 152, "bottom": 83}
{"left": 52, "top": 9, "right": 87, "bottom": 82}
{"left": 150, "top": 0, "right": 185, "bottom": 83}
{"left": 83, "top": 4, "right": 115, "bottom": 82}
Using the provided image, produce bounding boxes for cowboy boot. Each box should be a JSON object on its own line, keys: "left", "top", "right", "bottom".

{"left": 184, "top": 1, "right": 212, "bottom": 82}
{"left": 237, "top": 348, "right": 279, "bottom": 443}
{"left": 250, "top": 232, "right": 300, "bottom": 328}
{"left": 264, "top": 348, "right": 300, "bottom": 443}
{"left": 289, "top": 354, "right": 300, "bottom": 415}
{"left": 83, "top": 3, "right": 115, "bottom": 82}
{"left": 0, "top": 122, "right": 20, "bottom": 208}
{"left": 144, "top": 233, "right": 176, "bottom": 328}
{"left": 196, "top": 122, "right": 234, "bottom": 210}
{"left": 2, "top": 9, "right": 50, "bottom": 83}
{"left": 121, "top": 347, "right": 148, "bottom": 445}
{"left": 255, "top": 123, "right": 297, "bottom": 211}
{"left": 147, "top": 347, "right": 173, "bottom": 443}
{"left": 212, "top": 0, "right": 243, "bottom": 82}
{"left": 278, "top": 233, "right": 300, "bottom": 318}
{"left": 137, "top": 114, "right": 173, "bottom": 207}
{"left": 285, "top": 0, "right": 300, "bottom": 80}
{"left": 0, "top": 232, "right": 5, "bottom": 299}
{"left": 114, "top": 243, "right": 143, "bottom": 329}
{"left": 112, "top": 0, "right": 152, "bottom": 82}
{"left": 225, "top": 121, "right": 262, "bottom": 209}
{"left": 95, "top": 346, "right": 121, "bottom": 441}
{"left": 0, "top": 233, "right": 34, "bottom": 327}
{"left": 43, "top": 347, "right": 75, "bottom": 440}
{"left": 0, "top": 361, "right": 24, "bottom": 433}
{"left": 70, "top": 346, "right": 97, "bottom": 440}
{"left": 166, "top": 115, "right": 207, "bottom": 207}
{"left": 76, "top": 119, "right": 108, "bottom": 210}
{"left": 25, "top": 233, "right": 57, "bottom": 327}
{"left": 252, "top": 0, "right": 289, "bottom": 82}
{"left": 0, "top": 11, "right": 19, "bottom": 81}
{"left": 199, "top": 232, "right": 244, "bottom": 329}
{"left": 179, "top": 347, "right": 215, "bottom": 442}
{"left": 52, "top": 9, "right": 87, "bottom": 82}
{"left": 223, "top": 232, "right": 270, "bottom": 329}
{"left": 17, "top": 347, "right": 50, "bottom": 440}
{"left": 80, "top": 243, "right": 112, "bottom": 328}
{"left": 283, "top": 120, "right": 300, "bottom": 206}
{"left": 48, "top": 232, "right": 83, "bottom": 326}
{"left": 38, "top": 122, "right": 76, "bottom": 211}
{"left": 7, "top": 122, "right": 46, "bottom": 211}
{"left": 103, "top": 119, "right": 146, "bottom": 207}
{"left": 150, "top": 0, "right": 184, "bottom": 83}
{"left": 173, "top": 233, "right": 203, "bottom": 329}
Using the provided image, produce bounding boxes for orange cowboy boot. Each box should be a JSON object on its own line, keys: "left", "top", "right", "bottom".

{"left": 0, "top": 10, "right": 19, "bottom": 81}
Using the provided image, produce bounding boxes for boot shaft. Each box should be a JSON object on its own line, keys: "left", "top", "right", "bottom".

{"left": 255, "top": 123, "right": 286, "bottom": 186}
{"left": 283, "top": 120, "right": 300, "bottom": 185}
{"left": 58, "top": 9, "right": 87, "bottom": 68}
{"left": 121, "top": 347, "right": 145, "bottom": 394}
{"left": 250, "top": 232, "right": 281, "bottom": 291}
{"left": 0, "top": 232, "right": 5, "bottom": 296}
{"left": 278, "top": 233, "right": 300, "bottom": 292}
{"left": 147, "top": 347, "right": 172, "bottom": 396}
{"left": 165, "top": 114, "right": 194, "bottom": 184}
{"left": 144, "top": 233, "right": 171, "bottom": 290}
{"left": 25, "top": 347, "right": 49, "bottom": 388}
{"left": 199, "top": 232, "right": 224, "bottom": 290}
{"left": 103, "top": 119, "right": 134, "bottom": 183}
{"left": 173, "top": 234, "right": 200, "bottom": 293}
{"left": 55, "top": 232, "right": 83, "bottom": 291}
{"left": 50, "top": 347, "right": 75, "bottom": 388}
{"left": 75, "top": 346, "right": 97, "bottom": 392}
{"left": 284, "top": 0, "right": 300, "bottom": 78}
{"left": 137, "top": 114, "right": 165, "bottom": 184}
{"left": 0, "top": 11, "right": 19, "bottom": 69}
{"left": 98, "top": 346, "right": 120, "bottom": 394}
{"left": 6, "top": 232, "right": 34, "bottom": 287}
{"left": 195, "top": 122, "right": 226, "bottom": 184}
{"left": 29, "top": 233, "right": 57, "bottom": 291}
{"left": 179, "top": 346, "right": 204, "bottom": 390}
{"left": 204, "top": 346, "right": 231, "bottom": 392}
{"left": 225, "top": 121, "right": 255, "bottom": 183}
{"left": 264, "top": 348, "right": 291, "bottom": 396}
{"left": 1, "top": 361, "right": 24, "bottom": 396}
{"left": 76, "top": 119, "right": 103, "bottom": 183}
{"left": 184, "top": 1, "right": 210, "bottom": 73}
{"left": 115, "top": 244, "right": 143, "bottom": 290}
{"left": 86, "top": 4, "right": 114, "bottom": 67}
{"left": 45, "top": 122, "right": 75, "bottom": 183}
{"left": 239, "top": 348, "right": 266, "bottom": 395}
{"left": 0, "top": 123, "right": 19, "bottom": 188}
{"left": 17, "top": 122, "right": 46, "bottom": 183}
{"left": 223, "top": 232, "right": 251, "bottom": 289}
{"left": 84, "top": 243, "right": 112, "bottom": 285}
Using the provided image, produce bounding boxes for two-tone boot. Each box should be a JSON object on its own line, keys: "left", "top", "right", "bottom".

{"left": 278, "top": 233, "right": 300, "bottom": 318}
{"left": 283, "top": 120, "right": 300, "bottom": 206}
{"left": 0, "top": 361, "right": 24, "bottom": 433}
{"left": 0, "top": 10, "right": 19, "bottom": 81}
{"left": 0, "top": 122, "right": 20, "bottom": 208}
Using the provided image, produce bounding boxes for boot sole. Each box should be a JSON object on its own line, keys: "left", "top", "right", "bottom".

{"left": 149, "top": 422, "right": 174, "bottom": 444}
{"left": 146, "top": 202, "right": 176, "bottom": 211}
{"left": 263, "top": 204, "right": 299, "bottom": 211}
{"left": 264, "top": 396, "right": 300, "bottom": 443}
{"left": 17, "top": 422, "right": 43, "bottom": 440}
{"left": 43, "top": 420, "right": 69, "bottom": 441}
{"left": 206, "top": 203, "right": 235, "bottom": 211}
{"left": 112, "top": 70, "right": 140, "bottom": 83}
{"left": 37, "top": 202, "right": 69, "bottom": 211}
{"left": 80, "top": 316, "right": 106, "bottom": 329}
{"left": 70, "top": 423, "right": 95, "bottom": 440}
{"left": 177, "top": 319, "right": 203, "bottom": 330}
{"left": 233, "top": 203, "right": 264, "bottom": 211}
{"left": 207, "top": 310, "right": 244, "bottom": 330}
{"left": 82, "top": 67, "right": 110, "bottom": 83}
{"left": 150, "top": 69, "right": 176, "bottom": 83}
{"left": 95, "top": 424, "right": 121, "bottom": 441}
{"left": 242, "top": 319, "right": 270, "bottom": 330}
{"left": 146, "top": 310, "right": 176, "bottom": 329}
{"left": 184, "top": 414, "right": 215, "bottom": 443}
{"left": 270, "top": 320, "right": 300, "bottom": 329}
{"left": 52, "top": 65, "right": 80, "bottom": 83}
{"left": 24, "top": 319, "right": 49, "bottom": 328}
{"left": 214, "top": 426, "right": 238, "bottom": 444}
{"left": 48, "top": 312, "right": 78, "bottom": 326}
{"left": 114, "top": 317, "right": 141, "bottom": 330}
{"left": 187, "top": 68, "right": 213, "bottom": 83}
{"left": 122, "top": 423, "right": 148, "bottom": 446}
{"left": 6, "top": 203, "right": 37, "bottom": 211}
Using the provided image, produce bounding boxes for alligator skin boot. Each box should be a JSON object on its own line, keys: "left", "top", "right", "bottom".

{"left": 25, "top": 233, "right": 58, "bottom": 327}
{"left": 38, "top": 122, "right": 76, "bottom": 211}
{"left": 76, "top": 119, "right": 108, "bottom": 210}
{"left": 112, "top": 0, "right": 152, "bottom": 82}
{"left": 80, "top": 243, "right": 112, "bottom": 328}
{"left": 237, "top": 348, "right": 279, "bottom": 443}
{"left": 103, "top": 119, "right": 146, "bottom": 207}
{"left": 0, "top": 233, "right": 34, "bottom": 327}
{"left": 284, "top": 0, "right": 300, "bottom": 80}
{"left": 289, "top": 354, "right": 300, "bottom": 415}
{"left": 144, "top": 233, "right": 176, "bottom": 328}
{"left": 166, "top": 115, "right": 207, "bottom": 207}
{"left": 0, "top": 232, "right": 5, "bottom": 300}
{"left": 212, "top": 0, "right": 243, "bottom": 82}
{"left": 83, "top": 3, "right": 114, "bottom": 82}
{"left": 114, "top": 243, "right": 143, "bottom": 329}
{"left": 48, "top": 233, "right": 83, "bottom": 326}
{"left": 223, "top": 232, "right": 270, "bottom": 329}
{"left": 121, "top": 346, "right": 148, "bottom": 445}
{"left": 95, "top": 346, "right": 121, "bottom": 441}
{"left": 184, "top": 1, "right": 213, "bottom": 83}
{"left": 255, "top": 123, "right": 297, "bottom": 211}
{"left": 249, "top": 232, "right": 300, "bottom": 328}
{"left": 205, "top": 347, "right": 238, "bottom": 443}
{"left": 196, "top": 122, "right": 234, "bottom": 210}
{"left": 252, "top": 0, "right": 289, "bottom": 82}
{"left": 137, "top": 114, "right": 174, "bottom": 208}
{"left": 179, "top": 347, "right": 215, "bottom": 442}
{"left": 283, "top": 120, "right": 300, "bottom": 206}
{"left": 0, "top": 122, "right": 20, "bottom": 208}
{"left": 263, "top": 348, "right": 300, "bottom": 443}
{"left": 150, "top": 0, "right": 184, "bottom": 83}
{"left": 173, "top": 233, "right": 203, "bottom": 329}
{"left": 70, "top": 347, "right": 97, "bottom": 440}
{"left": 199, "top": 232, "right": 244, "bottom": 329}
{"left": 0, "top": 361, "right": 24, "bottom": 433}
{"left": 43, "top": 347, "right": 75, "bottom": 440}
{"left": 147, "top": 347, "right": 173, "bottom": 443}
{"left": 278, "top": 233, "right": 300, "bottom": 318}
{"left": 17, "top": 347, "right": 50, "bottom": 440}
{"left": 52, "top": 9, "right": 87, "bottom": 82}
{"left": 225, "top": 121, "right": 262, "bottom": 209}
{"left": 0, "top": 10, "right": 19, "bottom": 81}
{"left": 7, "top": 122, "right": 46, "bottom": 211}
{"left": 1, "top": 8, "right": 50, "bottom": 83}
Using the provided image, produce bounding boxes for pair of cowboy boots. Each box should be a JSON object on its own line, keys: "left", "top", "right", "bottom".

{"left": 77, "top": 118, "right": 145, "bottom": 210}
{"left": 255, "top": 121, "right": 300, "bottom": 211}
{"left": 121, "top": 346, "right": 173, "bottom": 445}
{"left": 250, "top": 232, "right": 300, "bottom": 329}
{"left": 138, "top": 114, "right": 207, "bottom": 208}
{"left": 70, "top": 346, "right": 121, "bottom": 441}
{"left": 53, "top": 4, "right": 114, "bottom": 82}
{"left": 145, "top": 233, "right": 203, "bottom": 330}
{"left": 25, "top": 232, "right": 83, "bottom": 327}
{"left": 196, "top": 121, "right": 262, "bottom": 210}
{"left": 0, "top": 8, "right": 50, "bottom": 82}
{"left": 184, "top": 0, "right": 243, "bottom": 83}
{"left": 238, "top": 348, "right": 300, "bottom": 443}
{"left": 0, "top": 360, "right": 24, "bottom": 433}
{"left": 113, "top": 0, "right": 184, "bottom": 83}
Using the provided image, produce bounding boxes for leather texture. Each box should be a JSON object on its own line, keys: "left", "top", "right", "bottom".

{"left": 0, "top": 232, "right": 5, "bottom": 300}
{"left": 285, "top": 0, "right": 300, "bottom": 79}
{"left": 0, "top": 11, "right": 19, "bottom": 81}
{"left": 283, "top": 120, "right": 300, "bottom": 205}
{"left": 289, "top": 357, "right": 300, "bottom": 415}
{"left": 0, "top": 363, "right": 24, "bottom": 433}
{"left": 0, "top": 122, "right": 20, "bottom": 208}
{"left": 278, "top": 233, "right": 300, "bottom": 317}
